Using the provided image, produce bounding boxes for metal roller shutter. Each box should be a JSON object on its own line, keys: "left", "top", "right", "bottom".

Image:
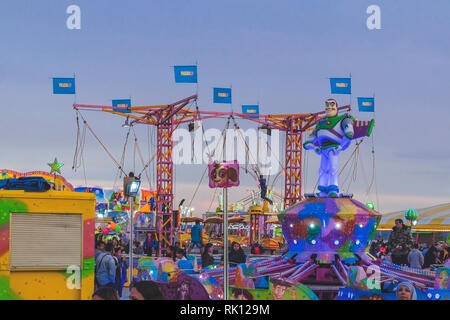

{"left": 10, "top": 213, "right": 82, "bottom": 269}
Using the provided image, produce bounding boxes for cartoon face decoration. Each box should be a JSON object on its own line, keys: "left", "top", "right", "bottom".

{"left": 325, "top": 98, "right": 338, "bottom": 118}
{"left": 211, "top": 164, "right": 229, "bottom": 186}
{"left": 272, "top": 284, "right": 287, "bottom": 300}
{"left": 208, "top": 160, "right": 240, "bottom": 188}
{"left": 435, "top": 268, "right": 450, "bottom": 290}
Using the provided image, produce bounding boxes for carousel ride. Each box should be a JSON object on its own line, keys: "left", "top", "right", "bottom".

{"left": 199, "top": 99, "right": 445, "bottom": 300}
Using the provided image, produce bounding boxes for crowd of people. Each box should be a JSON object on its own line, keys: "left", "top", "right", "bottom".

{"left": 94, "top": 219, "right": 250, "bottom": 300}
{"left": 94, "top": 232, "right": 167, "bottom": 300}
{"left": 368, "top": 219, "right": 449, "bottom": 269}
{"left": 94, "top": 218, "right": 450, "bottom": 300}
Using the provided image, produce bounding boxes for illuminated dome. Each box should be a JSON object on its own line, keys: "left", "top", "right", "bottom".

{"left": 278, "top": 197, "right": 382, "bottom": 262}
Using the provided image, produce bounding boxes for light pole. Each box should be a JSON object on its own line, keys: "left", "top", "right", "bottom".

{"left": 124, "top": 173, "right": 141, "bottom": 290}
{"left": 128, "top": 196, "right": 135, "bottom": 288}
{"left": 223, "top": 187, "right": 229, "bottom": 300}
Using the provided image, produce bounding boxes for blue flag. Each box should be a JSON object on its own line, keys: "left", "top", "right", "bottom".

{"left": 74, "top": 187, "right": 106, "bottom": 202}
{"left": 213, "top": 88, "right": 232, "bottom": 104}
{"left": 53, "top": 78, "right": 75, "bottom": 94}
{"left": 357, "top": 97, "right": 375, "bottom": 112}
{"left": 242, "top": 105, "right": 259, "bottom": 119}
{"left": 330, "top": 78, "right": 351, "bottom": 94}
{"left": 112, "top": 99, "right": 131, "bottom": 113}
{"left": 174, "top": 65, "right": 198, "bottom": 83}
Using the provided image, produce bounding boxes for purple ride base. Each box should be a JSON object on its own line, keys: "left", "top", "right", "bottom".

{"left": 203, "top": 196, "right": 437, "bottom": 300}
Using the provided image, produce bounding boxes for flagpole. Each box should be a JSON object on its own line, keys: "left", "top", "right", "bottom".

{"left": 73, "top": 72, "right": 77, "bottom": 104}
{"left": 349, "top": 73, "right": 352, "bottom": 110}
{"left": 371, "top": 92, "right": 378, "bottom": 211}
{"left": 230, "top": 84, "right": 233, "bottom": 114}
{"left": 223, "top": 187, "right": 229, "bottom": 300}
{"left": 195, "top": 60, "right": 199, "bottom": 96}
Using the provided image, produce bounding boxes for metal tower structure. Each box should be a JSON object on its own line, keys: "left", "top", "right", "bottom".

{"left": 284, "top": 117, "right": 304, "bottom": 208}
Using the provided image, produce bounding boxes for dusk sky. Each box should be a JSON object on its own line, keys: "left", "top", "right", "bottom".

{"left": 1, "top": 0, "right": 449, "bottom": 215}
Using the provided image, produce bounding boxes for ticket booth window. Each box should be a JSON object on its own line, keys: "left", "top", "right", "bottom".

{"left": 10, "top": 213, "right": 82, "bottom": 269}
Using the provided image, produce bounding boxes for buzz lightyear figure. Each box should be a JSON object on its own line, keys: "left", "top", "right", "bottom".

{"left": 303, "top": 98, "right": 355, "bottom": 197}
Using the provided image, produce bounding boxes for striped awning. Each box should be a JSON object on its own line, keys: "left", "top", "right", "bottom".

{"left": 377, "top": 203, "right": 450, "bottom": 231}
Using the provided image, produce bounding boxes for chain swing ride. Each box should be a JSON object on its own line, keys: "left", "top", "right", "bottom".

{"left": 71, "top": 87, "right": 377, "bottom": 257}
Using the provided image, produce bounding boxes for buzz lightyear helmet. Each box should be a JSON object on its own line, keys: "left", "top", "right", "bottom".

{"left": 325, "top": 98, "right": 339, "bottom": 117}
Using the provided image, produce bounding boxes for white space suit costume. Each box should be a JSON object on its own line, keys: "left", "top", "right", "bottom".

{"left": 303, "top": 99, "right": 355, "bottom": 197}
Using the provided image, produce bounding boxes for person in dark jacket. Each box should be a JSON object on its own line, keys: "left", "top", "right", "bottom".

{"left": 229, "top": 242, "right": 246, "bottom": 266}
{"left": 143, "top": 232, "right": 157, "bottom": 256}
{"left": 259, "top": 175, "right": 273, "bottom": 205}
{"left": 134, "top": 241, "right": 144, "bottom": 255}
{"left": 175, "top": 247, "right": 187, "bottom": 261}
{"left": 165, "top": 246, "right": 176, "bottom": 262}
{"left": 423, "top": 246, "right": 441, "bottom": 269}
{"left": 201, "top": 243, "right": 215, "bottom": 269}
{"left": 92, "top": 286, "right": 120, "bottom": 300}
{"left": 369, "top": 241, "right": 378, "bottom": 257}
{"left": 388, "top": 219, "right": 413, "bottom": 265}
{"left": 113, "top": 247, "right": 127, "bottom": 297}
{"left": 130, "top": 281, "right": 164, "bottom": 300}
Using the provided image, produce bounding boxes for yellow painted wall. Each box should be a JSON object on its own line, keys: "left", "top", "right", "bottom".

{"left": 0, "top": 190, "right": 95, "bottom": 300}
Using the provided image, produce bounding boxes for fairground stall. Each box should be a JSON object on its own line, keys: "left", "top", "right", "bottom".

{"left": 377, "top": 203, "right": 450, "bottom": 245}
{"left": 0, "top": 172, "right": 95, "bottom": 300}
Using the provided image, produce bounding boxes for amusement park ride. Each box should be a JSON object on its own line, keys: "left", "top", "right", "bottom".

{"left": 73, "top": 94, "right": 356, "bottom": 253}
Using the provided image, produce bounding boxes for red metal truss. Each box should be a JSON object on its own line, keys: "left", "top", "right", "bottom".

{"left": 284, "top": 118, "right": 303, "bottom": 208}
{"left": 156, "top": 117, "right": 174, "bottom": 251}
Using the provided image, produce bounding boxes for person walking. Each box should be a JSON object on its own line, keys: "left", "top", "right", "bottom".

{"left": 188, "top": 221, "right": 204, "bottom": 255}
{"left": 259, "top": 175, "right": 273, "bottom": 205}
{"left": 388, "top": 219, "right": 413, "bottom": 265}
{"left": 95, "top": 242, "right": 117, "bottom": 288}
{"left": 150, "top": 232, "right": 159, "bottom": 257}
{"left": 143, "top": 232, "right": 152, "bottom": 256}
{"left": 408, "top": 243, "right": 424, "bottom": 269}
{"left": 113, "top": 247, "right": 127, "bottom": 297}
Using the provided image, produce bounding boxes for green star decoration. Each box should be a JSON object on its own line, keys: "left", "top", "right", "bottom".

{"left": 48, "top": 158, "right": 64, "bottom": 174}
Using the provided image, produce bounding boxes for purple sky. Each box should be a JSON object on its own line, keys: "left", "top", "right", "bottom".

{"left": 0, "top": 0, "right": 449, "bottom": 214}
